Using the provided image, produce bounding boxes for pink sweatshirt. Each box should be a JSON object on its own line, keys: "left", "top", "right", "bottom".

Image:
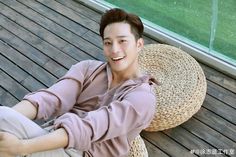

{"left": 23, "top": 60, "right": 156, "bottom": 157}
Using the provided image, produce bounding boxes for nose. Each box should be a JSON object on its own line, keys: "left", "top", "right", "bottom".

{"left": 111, "top": 42, "right": 120, "bottom": 54}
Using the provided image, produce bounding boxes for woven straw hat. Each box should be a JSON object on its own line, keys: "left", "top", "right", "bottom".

{"left": 139, "top": 44, "right": 207, "bottom": 131}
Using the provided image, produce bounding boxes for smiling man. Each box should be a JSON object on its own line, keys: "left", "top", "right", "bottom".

{"left": 103, "top": 22, "right": 143, "bottom": 87}
{"left": 0, "top": 8, "right": 156, "bottom": 157}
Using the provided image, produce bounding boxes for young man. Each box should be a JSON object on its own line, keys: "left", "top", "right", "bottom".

{"left": 0, "top": 8, "right": 156, "bottom": 157}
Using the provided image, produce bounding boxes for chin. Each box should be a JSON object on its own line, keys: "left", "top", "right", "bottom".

{"left": 111, "top": 66, "right": 127, "bottom": 73}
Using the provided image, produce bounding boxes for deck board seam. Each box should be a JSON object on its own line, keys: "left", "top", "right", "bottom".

{"left": 16, "top": 0, "right": 102, "bottom": 59}
{"left": 0, "top": 1, "right": 95, "bottom": 63}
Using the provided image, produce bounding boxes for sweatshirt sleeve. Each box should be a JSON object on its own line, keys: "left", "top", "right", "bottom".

{"left": 54, "top": 83, "right": 156, "bottom": 151}
{"left": 23, "top": 60, "right": 90, "bottom": 120}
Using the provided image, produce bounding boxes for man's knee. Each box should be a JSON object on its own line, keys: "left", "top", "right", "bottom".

{"left": 0, "top": 106, "right": 15, "bottom": 119}
{"left": 0, "top": 106, "right": 22, "bottom": 127}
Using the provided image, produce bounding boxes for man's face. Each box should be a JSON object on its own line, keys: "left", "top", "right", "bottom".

{"left": 103, "top": 22, "right": 143, "bottom": 73}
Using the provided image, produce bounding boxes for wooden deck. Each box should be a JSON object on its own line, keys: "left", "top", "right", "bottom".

{"left": 0, "top": 0, "right": 235, "bottom": 156}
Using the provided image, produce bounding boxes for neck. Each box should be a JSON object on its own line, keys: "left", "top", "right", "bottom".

{"left": 111, "top": 61, "right": 142, "bottom": 87}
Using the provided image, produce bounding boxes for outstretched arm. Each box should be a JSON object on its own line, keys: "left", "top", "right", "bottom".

{"left": 12, "top": 100, "right": 37, "bottom": 120}
{"left": 20, "top": 61, "right": 90, "bottom": 121}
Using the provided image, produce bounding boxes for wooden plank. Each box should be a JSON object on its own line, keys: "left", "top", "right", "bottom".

{"left": 200, "top": 63, "right": 236, "bottom": 93}
{"left": 0, "top": 13, "right": 77, "bottom": 70}
{"left": 0, "top": 27, "right": 50, "bottom": 66}
{"left": 181, "top": 118, "right": 236, "bottom": 150}
{"left": 61, "top": 43, "right": 100, "bottom": 61}
{"left": 0, "top": 39, "right": 57, "bottom": 87}
{"left": 0, "top": 25, "right": 14, "bottom": 40}
{"left": 194, "top": 107, "right": 236, "bottom": 142}
{"left": 203, "top": 95, "right": 236, "bottom": 125}
{"left": 0, "top": 26, "right": 67, "bottom": 78}
{"left": 17, "top": 0, "right": 88, "bottom": 38}
{"left": 143, "top": 139, "right": 169, "bottom": 157}
{"left": 0, "top": 86, "right": 19, "bottom": 107}
{"left": 0, "top": 53, "right": 28, "bottom": 82}
{"left": 163, "top": 126, "right": 218, "bottom": 150}
{"left": 1, "top": 0, "right": 104, "bottom": 61}
{"left": 0, "top": 0, "right": 65, "bottom": 49}
{"left": 43, "top": 59, "right": 67, "bottom": 78}
{"left": 0, "top": 53, "right": 46, "bottom": 91}
{"left": 82, "top": 30, "right": 103, "bottom": 49}
{"left": 141, "top": 131, "right": 197, "bottom": 157}
{"left": 0, "top": 69, "right": 29, "bottom": 100}
{"left": 207, "top": 80, "right": 236, "bottom": 109}
{"left": 17, "top": 0, "right": 98, "bottom": 61}
{"left": 162, "top": 126, "right": 227, "bottom": 157}
{"left": 18, "top": 0, "right": 88, "bottom": 36}
{"left": 0, "top": 1, "right": 93, "bottom": 63}
{"left": 36, "top": 0, "right": 100, "bottom": 34}
{"left": 56, "top": 0, "right": 102, "bottom": 23}
{"left": 21, "top": 75, "right": 47, "bottom": 92}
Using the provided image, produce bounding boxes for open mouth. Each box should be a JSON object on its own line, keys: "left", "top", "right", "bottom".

{"left": 111, "top": 56, "right": 125, "bottom": 62}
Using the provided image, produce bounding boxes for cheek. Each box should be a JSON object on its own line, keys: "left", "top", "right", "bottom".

{"left": 103, "top": 48, "right": 110, "bottom": 57}
{"left": 121, "top": 43, "right": 129, "bottom": 49}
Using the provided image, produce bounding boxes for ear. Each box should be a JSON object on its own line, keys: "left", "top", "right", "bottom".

{"left": 137, "top": 38, "right": 144, "bottom": 52}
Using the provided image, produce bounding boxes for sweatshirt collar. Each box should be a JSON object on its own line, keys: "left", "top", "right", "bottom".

{"left": 105, "top": 62, "right": 157, "bottom": 90}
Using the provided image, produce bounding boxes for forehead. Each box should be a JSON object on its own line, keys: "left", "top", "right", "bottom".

{"left": 103, "top": 22, "right": 133, "bottom": 39}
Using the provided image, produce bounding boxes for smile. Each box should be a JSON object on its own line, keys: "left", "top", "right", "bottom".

{"left": 111, "top": 56, "right": 125, "bottom": 61}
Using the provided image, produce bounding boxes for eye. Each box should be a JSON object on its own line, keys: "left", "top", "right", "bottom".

{"left": 120, "top": 39, "right": 127, "bottom": 44}
{"left": 104, "top": 41, "right": 111, "bottom": 46}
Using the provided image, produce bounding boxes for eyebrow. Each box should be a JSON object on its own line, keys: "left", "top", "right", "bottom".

{"left": 104, "top": 35, "right": 129, "bottom": 40}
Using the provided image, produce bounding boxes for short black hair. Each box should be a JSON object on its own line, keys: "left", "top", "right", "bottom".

{"left": 99, "top": 8, "right": 144, "bottom": 40}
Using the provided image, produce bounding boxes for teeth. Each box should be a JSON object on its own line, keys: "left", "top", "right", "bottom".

{"left": 112, "top": 56, "right": 124, "bottom": 61}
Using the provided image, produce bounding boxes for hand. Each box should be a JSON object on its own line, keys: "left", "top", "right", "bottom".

{"left": 0, "top": 132, "right": 24, "bottom": 156}
{"left": 0, "top": 152, "right": 14, "bottom": 157}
